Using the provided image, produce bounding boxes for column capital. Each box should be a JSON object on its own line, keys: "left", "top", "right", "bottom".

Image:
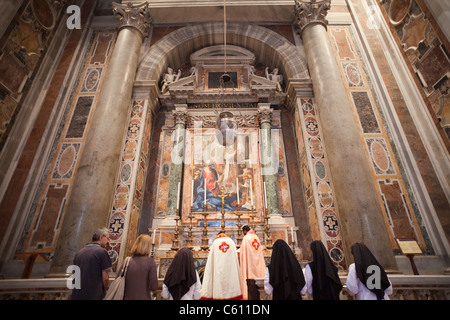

{"left": 293, "top": 0, "right": 331, "bottom": 35}
{"left": 112, "top": 1, "right": 152, "bottom": 38}
{"left": 257, "top": 104, "right": 273, "bottom": 124}
{"left": 173, "top": 105, "right": 188, "bottom": 125}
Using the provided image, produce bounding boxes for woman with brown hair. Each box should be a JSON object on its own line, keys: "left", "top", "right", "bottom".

{"left": 117, "top": 234, "right": 158, "bottom": 300}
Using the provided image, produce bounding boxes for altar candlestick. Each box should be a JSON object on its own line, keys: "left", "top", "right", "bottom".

{"left": 236, "top": 178, "right": 239, "bottom": 204}
{"left": 176, "top": 181, "right": 181, "bottom": 210}
{"left": 152, "top": 229, "right": 156, "bottom": 244}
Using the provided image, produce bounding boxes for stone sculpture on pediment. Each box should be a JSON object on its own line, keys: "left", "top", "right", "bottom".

{"left": 265, "top": 67, "right": 283, "bottom": 92}
{"left": 161, "top": 67, "right": 182, "bottom": 94}
{"left": 158, "top": 45, "right": 287, "bottom": 108}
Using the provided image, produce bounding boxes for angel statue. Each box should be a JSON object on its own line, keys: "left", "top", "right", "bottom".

{"left": 265, "top": 67, "right": 283, "bottom": 92}
{"left": 161, "top": 67, "right": 181, "bottom": 93}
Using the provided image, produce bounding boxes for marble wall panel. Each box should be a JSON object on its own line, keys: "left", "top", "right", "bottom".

{"left": 328, "top": 25, "right": 427, "bottom": 252}
{"left": 414, "top": 43, "right": 450, "bottom": 94}
{"left": 52, "top": 143, "right": 80, "bottom": 180}
{"left": 107, "top": 100, "right": 149, "bottom": 264}
{"left": 89, "top": 33, "right": 114, "bottom": 65}
{"left": 26, "top": 184, "right": 69, "bottom": 251}
{"left": 296, "top": 98, "right": 347, "bottom": 270}
{"left": 381, "top": 0, "right": 450, "bottom": 139}
{"left": 65, "top": 96, "right": 94, "bottom": 138}
{"left": 0, "top": 0, "right": 65, "bottom": 147}
{"left": 80, "top": 68, "right": 103, "bottom": 93}
{"left": 365, "top": 138, "right": 396, "bottom": 175}
{"left": 351, "top": 91, "right": 381, "bottom": 133}
{"left": 378, "top": 179, "right": 417, "bottom": 240}
{"left": 18, "top": 31, "right": 116, "bottom": 256}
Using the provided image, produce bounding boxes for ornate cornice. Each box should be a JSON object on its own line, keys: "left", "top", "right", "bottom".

{"left": 293, "top": 0, "right": 331, "bottom": 34}
{"left": 112, "top": 2, "right": 152, "bottom": 38}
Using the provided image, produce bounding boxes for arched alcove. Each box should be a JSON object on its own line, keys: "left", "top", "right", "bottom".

{"left": 136, "top": 22, "right": 310, "bottom": 85}
{"left": 135, "top": 23, "right": 314, "bottom": 261}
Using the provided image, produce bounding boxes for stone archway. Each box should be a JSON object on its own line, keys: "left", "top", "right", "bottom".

{"left": 136, "top": 22, "right": 310, "bottom": 85}
{"left": 130, "top": 23, "right": 318, "bottom": 262}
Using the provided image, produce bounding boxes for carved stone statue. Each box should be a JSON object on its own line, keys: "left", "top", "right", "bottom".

{"left": 161, "top": 67, "right": 181, "bottom": 93}
{"left": 265, "top": 67, "right": 283, "bottom": 92}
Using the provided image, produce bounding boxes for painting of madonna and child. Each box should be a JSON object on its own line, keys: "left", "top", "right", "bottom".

{"left": 189, "top": 133, "right": 259, "bottom": 216}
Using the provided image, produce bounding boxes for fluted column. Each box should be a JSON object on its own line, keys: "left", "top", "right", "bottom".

{"left": 166, "top": 105, "right": 188, "bottom": 216}
{"left": 294, "top": 0, "right": 397, "bottom": 269}
{"left": 49, "top": 3, "right": 152, "bottom": 275}
{"left": 258, "top": 104, "right": 280, "bottom": 216}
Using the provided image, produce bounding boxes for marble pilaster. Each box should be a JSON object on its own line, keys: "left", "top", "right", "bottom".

{"left": 294, "top": 0, "right": 398, "bottom": 269}
{"left": 49, "top": 2, "right": 152, "bottom": 275}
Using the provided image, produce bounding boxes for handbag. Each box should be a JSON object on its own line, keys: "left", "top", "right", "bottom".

{"left": 104, "top": 256, "right": 131, "bottom": 300}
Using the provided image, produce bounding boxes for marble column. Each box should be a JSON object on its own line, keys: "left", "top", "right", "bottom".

{"left": 49, "top": 3, "right": 152, "bottom": 275}
{"left": 258, "top": 104, "right": 280, "bottom": 216}
{"left": 293, "top": 0, "right": 398, "bottom": 270}
{"left": 166, "top": 105, "right": 188, "bottom": 216}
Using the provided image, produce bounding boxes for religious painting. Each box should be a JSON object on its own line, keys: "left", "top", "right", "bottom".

{"left": 190, "top": 132, "right": 256, "bottom": 214}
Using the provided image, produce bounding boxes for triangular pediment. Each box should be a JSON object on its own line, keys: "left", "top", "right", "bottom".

{"left": 167, "top": 75, "right": 195, "bottom": 91}
{"left": 249, "top": 74, "right": 278, "bottom": 90}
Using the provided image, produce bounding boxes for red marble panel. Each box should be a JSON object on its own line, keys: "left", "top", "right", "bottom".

{"left": 378, "top": 180, "right": 416, "bottom": 240}
{"left": 89, "top": 33, "right": 114, "bottom": 65}
{"left": 0, "top": 51, "right": 29, "bottom": 98}
{"left": 330, "top": 29, "right": 356, "bottom": 60}
{"left": 415, "top": 44, "right": 450, "bottom": 91}
{"left": 26, "top": 184, "right": 69, "bottom": 250}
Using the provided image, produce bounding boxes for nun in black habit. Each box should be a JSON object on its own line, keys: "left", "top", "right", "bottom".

{"left": 346, "top": 242, "right": 392, "bottom": 300}
{"left": 264, "top": 239, "right": 306, "bottom": 300}
{"left": 161, "top": 247, "right": 202, "bottom": 300}
{"left": 304, "top": 240, "right": 343, "bottom": 300}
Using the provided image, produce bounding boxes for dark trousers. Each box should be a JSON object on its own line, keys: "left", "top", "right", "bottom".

{"left": 246, "top": 279, "right": 260, "bottom": 300}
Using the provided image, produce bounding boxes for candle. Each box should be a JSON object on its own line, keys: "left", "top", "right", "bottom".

{"left": 191, "top": 179, "right": 194, "bottom": 206}
{"left": 204, "top": 178, "right": 207, "bottom": 206}
{"left": 176, "top": 181, "right": 181, "bottom": 210}
{"left": 152, "top": 229, "right": 156, "bottom": 244}
{"left": 263, "top": 181, "right": 267, "bottom": 209}
{"left": 250, "top": 179, "right": 253, "bottom": 207}
{"left": 236, "top": 177, "right": 239, "bottom": 204}
{"left": 291, "top": 227, "right": 294, "bottom": 243}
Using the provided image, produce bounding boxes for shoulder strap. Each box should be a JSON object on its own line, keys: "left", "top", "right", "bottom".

{"left": 121, "top": 257, "right": 131, "bottom": 277}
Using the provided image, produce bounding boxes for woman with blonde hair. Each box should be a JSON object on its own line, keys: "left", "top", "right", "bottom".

{"left": 117, "top": 234, "right": 158, "bottom": 300}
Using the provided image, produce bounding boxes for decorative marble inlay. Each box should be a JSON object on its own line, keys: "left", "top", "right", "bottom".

{"left": 297, "top": 98, "right": 346, "bottom": 270}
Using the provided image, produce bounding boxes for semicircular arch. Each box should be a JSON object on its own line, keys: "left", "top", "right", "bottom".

{"left": 136, "top": 22, "right": 309, "bottom": 84}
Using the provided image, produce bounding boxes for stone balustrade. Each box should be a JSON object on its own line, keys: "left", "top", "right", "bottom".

{"left": 1, "top": 275, "right": 449, "bottom": 300}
